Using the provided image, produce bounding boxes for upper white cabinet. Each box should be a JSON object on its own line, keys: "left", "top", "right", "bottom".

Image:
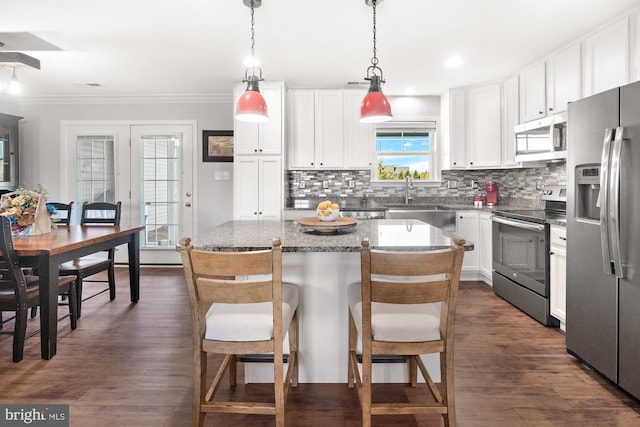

{"left": 288, "top": 89, "right": 345, "bottom": 169}
{"left": 519, "top": 61, "right": 547, "bottom": 122}
{"left": 546, "top": 43, "right": 582, "bottom": 114}
{"left": 344, "top": 91, "right": 375, "bottom": 168}
{"left": 467, "top": 83, "right": 502, "bottom": 168}
{"left": 584, "top": 16, "right": 630, "bottom": 97}
{"left": 448, "top": 89, "right": 467, "bottom": 169}
{"left": 448, "top": 83, "right": 502, "bottom": 169}
{"left": 502, "top": 75, "right": 520, "bottom": 167}
{"left": 519, "top": 43, "right": 581, "bottom": 123}
{"left": 234, "top": 82, "right": 284, "bottom": 155}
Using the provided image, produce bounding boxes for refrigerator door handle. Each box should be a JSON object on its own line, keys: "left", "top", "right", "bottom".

{"left": 600, "top": 127, "right": 614, "bottom": 274}
{"left": 609, "top": 126, "right": 624, "bottom": 278}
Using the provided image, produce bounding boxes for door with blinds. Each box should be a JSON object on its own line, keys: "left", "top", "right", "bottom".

{"left": 61, "top": 122, "right": 195, "bottom": 264}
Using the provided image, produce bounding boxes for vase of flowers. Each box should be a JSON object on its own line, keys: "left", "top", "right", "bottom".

{"left": 0, "top": 186, "right": 53, "bottom": 236}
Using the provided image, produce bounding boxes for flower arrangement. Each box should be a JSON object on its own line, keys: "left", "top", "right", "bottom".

{"left": 0, "top": 185, "right": 53, "bottom": 235}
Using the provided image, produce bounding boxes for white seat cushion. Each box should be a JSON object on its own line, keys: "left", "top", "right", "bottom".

{"left": 204, "top": 283, "right": 298, "bottom": 342}
{"left": 348, "top": 282, "right": 441, "bottom": 343}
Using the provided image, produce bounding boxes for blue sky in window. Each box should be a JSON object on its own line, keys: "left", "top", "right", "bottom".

{"left": 376, "top": 135, "right": 430, "bottom": 153}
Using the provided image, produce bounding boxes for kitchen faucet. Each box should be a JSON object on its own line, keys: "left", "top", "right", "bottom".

{"left": 404, "top": 176, "right": 413, "bottom": 205}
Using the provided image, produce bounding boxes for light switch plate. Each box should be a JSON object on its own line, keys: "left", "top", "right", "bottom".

{"left": 299, "top": 181, "right": 306, "bottom": 189}
{"left": 349, "top": 180, "right": 356, "bottom": 189}
{"left": 323, "top": 180, "right": 329, "bottom": 189}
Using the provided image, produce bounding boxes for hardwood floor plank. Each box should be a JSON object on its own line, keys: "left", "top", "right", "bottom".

{"left": 0, "top": 271, "right": 638, "bottom": 426}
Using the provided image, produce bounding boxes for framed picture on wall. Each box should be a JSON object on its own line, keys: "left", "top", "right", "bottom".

{"left": 203, "top": 130, "right": 234, "bottom": 162}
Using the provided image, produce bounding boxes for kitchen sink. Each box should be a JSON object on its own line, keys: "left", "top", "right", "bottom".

{"left": 383, "top": 204, "right": 449, "bottom": 210}
{"left": 385, "top": 207, "right": 456, "bottom": 232}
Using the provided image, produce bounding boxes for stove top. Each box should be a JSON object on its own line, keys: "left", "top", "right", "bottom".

{"left": 494, "top": 184, "right": 567, "bottom": 225}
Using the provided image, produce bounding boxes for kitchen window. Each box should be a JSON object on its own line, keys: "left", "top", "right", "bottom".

{"left": 374, "top": 122, "right": 438, "bottom": 182}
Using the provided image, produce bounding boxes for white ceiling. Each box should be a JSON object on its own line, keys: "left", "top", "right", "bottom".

{"left": 1, "top": 0, "right": 639, "bottom": 99}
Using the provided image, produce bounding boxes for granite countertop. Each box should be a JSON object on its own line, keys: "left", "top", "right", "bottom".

{"left": 189, "top": 219, "right": 474, "bottom": 253}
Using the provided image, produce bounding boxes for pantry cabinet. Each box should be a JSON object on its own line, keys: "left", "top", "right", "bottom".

{"left": 234, "top": 81, "right": 285, "bottom": 220}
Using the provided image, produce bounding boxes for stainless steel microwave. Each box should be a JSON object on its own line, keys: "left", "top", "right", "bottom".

{"left": 514, "top": 112, "right": 567, "bottom": 162}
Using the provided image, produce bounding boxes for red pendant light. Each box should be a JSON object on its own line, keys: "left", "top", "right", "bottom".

{"left": 360, "top": 0, "right": 392, "bottom": 123}
{"left": 235, "top": 0, "right": 269, "bottom": 123}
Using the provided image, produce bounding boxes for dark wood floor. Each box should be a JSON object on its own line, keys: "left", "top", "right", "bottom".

{"left": 0, "top": 268, "right": 639, "bottom": 426}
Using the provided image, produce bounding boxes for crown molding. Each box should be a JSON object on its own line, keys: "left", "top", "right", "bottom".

{"left": 16, "top": 93, "right": 233, "bottom": 105}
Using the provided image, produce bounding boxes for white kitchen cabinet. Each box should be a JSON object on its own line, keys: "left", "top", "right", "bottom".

{"left": 584, "top": 16, "right": 630, "bottom": 97}
{"left": 478, "top": 211, "right": 493, "bottom": 283}
{"left": 234, "top": 156, "right": 282, "bottom": 220}
{"left": 549, "top": 224, "right": 567, "bottom": 331}
{"left": 448, "top": 89, "right": 466, "bottom": 169}
{"left": 447, "top": 83, "right": 501, "bottom": 169}
{"left": 467, "top": 83, "right": 502, "bottom": 168}
{"left": 502, "top": 75, "right": 520, "bottom": 167}
{"left": 456, "top": 210, "right": 480, "bottom": 274}
{"left": 288, "top": 89, "right": 344, "bottom": 169}
{"left": 519, "top": 61, "right": 547, "bottom": 122}
{"left": 234, "top": 82, "right": 284, "bottom": 155}
{"left": 344, "top": 90, "right": 375, "bottom": 168}
{"left": 546, "top": 43, "right": 582, "bottom": 114}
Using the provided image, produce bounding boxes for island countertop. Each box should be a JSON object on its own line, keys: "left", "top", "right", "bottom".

{"left": 189, "top": 218, "right": 474, "bottom": 253}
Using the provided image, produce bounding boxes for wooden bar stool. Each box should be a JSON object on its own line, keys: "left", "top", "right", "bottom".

{"left": 348, "top": 237, "right": 465, "bottom": 426}
{"left": 180, "top": 237, "right": 299, "bottom": 427}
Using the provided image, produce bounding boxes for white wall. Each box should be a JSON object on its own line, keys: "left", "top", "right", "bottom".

{"left": 17, "top": 98, "right": 235, "bottom": 234}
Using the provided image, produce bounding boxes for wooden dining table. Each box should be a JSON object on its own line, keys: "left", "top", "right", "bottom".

{"left": 12, "top": 224, "right": 145, "bottom": 359}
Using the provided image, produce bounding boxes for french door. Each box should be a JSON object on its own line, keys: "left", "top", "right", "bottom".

{"left": 61, "top": 121, "right": 195, "bottom": 264}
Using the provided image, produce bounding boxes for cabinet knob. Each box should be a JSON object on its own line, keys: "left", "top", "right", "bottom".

{"left": 538, "top": 111, "right": 544, "bottom": 115}
{"left": 559, "top": 236, "right": 567, "bottom": 241}
{"left": 549, "top": 251, "right": 555, "bottom": 255}
{"left": 259, "top": 212, "right": 262, "bottom": 215}
{"left": 259, "top": 149, "right": 263, "bottom": 152}
{"left": 254, "top": 149, "right": 258, "bottom": 153}
{"left": 311, "top": 162, "right": 314, "bottom": 166}
{"left": 470, "top": 162, "right": 474, "bottom": 165}
{"left": 254, "top": 212, "right": 258, "bottom": 215}
{"left": 320, "top": 162, "right": 323, "bottom": 166}
{"left": 549, "top": 108, "right": 554, "bottom": 111}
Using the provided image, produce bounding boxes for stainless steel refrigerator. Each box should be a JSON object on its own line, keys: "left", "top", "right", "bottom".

{"left": 566, "top": 80, "right": 640, "bottom": 400}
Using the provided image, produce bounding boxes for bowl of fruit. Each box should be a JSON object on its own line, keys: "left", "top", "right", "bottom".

{"left": 316, "top": 200, "right": 340, "bottom": 222}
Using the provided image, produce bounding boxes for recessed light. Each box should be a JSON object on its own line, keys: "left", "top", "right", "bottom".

{"left": 445, "top": 55, "right": 464, "bottom": 68}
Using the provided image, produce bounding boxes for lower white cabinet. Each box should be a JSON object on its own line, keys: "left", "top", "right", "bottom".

{"left": 455, "top": 210, "right": 493, "bottom": 284}
{"left": 478, "top": 211, "right": 493, "bottom": 283}
{"left": 456, "top": 211, "right": 480, "bottom": 275}
{"left": 549, "top": 224, "right": 567, "bottom": 331}
{"left": 234, "top": 156, "right": 282, "bottom": 220}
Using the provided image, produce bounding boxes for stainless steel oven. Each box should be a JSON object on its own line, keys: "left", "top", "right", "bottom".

{"left": 491, "top": 185, "right": 566, "bottom": 327}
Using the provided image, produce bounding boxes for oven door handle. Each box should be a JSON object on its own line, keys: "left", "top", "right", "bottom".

{"left": 490, "top": 215, "right": 545, "bottom": 232}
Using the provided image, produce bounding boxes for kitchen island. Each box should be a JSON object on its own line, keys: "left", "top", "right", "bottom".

{"left": 188, "top": 219, "right": 473, "bottom": 383}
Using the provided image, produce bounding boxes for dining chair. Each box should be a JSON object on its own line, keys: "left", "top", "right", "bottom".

{"left": 59, "top": 201, "right": 121, "bottom": 318}
{"left": 47, "top": 202, "right": 73, "bottom": 225}
{"left": 179, "top": 237, "right": 299, "bottom": 427}
{"left": 347, "top": 237, "right": 465, "bottom": 427}
{"left": 0, "top": 216, "right": 78, "bottom": 362}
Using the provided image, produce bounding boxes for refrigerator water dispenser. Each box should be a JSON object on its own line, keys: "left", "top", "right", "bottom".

{"left": 576, "top": 165, "right": 601, "bottom": 221}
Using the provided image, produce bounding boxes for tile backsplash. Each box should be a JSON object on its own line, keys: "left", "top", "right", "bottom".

{"left": 287, "top": 163, "right": 566, "bottom": 206}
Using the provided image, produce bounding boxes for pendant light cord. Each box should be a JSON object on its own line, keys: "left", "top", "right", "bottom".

{"left": 371, "top": 0, "right": 378, "bottom": 67}
{"left": 250, "top": 1, "right": 256, "bottom": 59}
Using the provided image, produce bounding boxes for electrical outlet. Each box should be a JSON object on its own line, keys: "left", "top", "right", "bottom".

{"left": 323, "top": 180, "right": 329, "bottom": 189}
{"left": 349, "top": 180, "right": 356, "bottom": 189}
{"left": 299, "top": 181, "right": 306, "bottom": 189}
{"left": 447, "top": 180, "right": 458, "bottom": 189}
{"left": 470, "top": 180, "right": 478, "bottom": 189}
